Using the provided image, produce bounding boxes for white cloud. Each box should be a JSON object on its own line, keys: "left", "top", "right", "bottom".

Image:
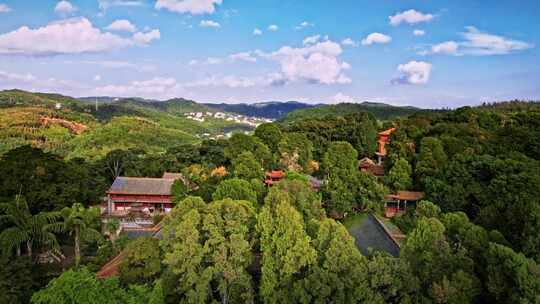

{"left": 54, "top": 1, "right": 77, "bottom": 14}
{"left": 0, "top": 3, "right": 12, "bottom": 13}
{"left": 0, "top": 70, "right": 36, "bottom": 83}
{"left": 431, "top": 41, "right": 458, "bottom": 55}
{"left": 199, "top": 20, "right": 220, "bottom": 28}
{"left": 460, "top": 26, "right": 533, "bottom": 55}
{"left": 229, "top": 52, "right": 257, "bottom": 63}
{"left": 185, "top": 75, "right": 264, "bottom": 88}
{"left": 0, "top": 69, "right": 89, "bottom": 93}
{"left": 303, "top": 34, "right": 321, "bottom": 46}
{"left": 94, "top": 77, "right": 182, "bottom": 99}
{"left": 98, "top": 0, "right": 144, "bottom": 10}
{"left": 268, "top": 24, "right": 278, "bottom": 31}
{"left": 422, "top": 27, "right": 533, "bottom": 56}
{"left": 188, "top": 57, "right": 222, "bottom": 65}
{"left": 155, "top": 0, "right": 223, "bottom": 15}
{"left": 190, "top": 52, "right": 257, "bottom": 66}
{"left": 94, "top": 75, "right": 102, "bottom": 81}
{"left": 295, "top": 21, "right": 314, "bottom": 30}
{"left": 0, "top": 18, "right": 137, "bottom": 56}
{"left": 205, "top": 57, "right": 222, "bottom": 64}
{"left": 392, "top": 60, "right": 432, "bottom": 85}
{"left": 262, "top": 40, "right": 352, "bottom": 85}
{"left": 132, "top": 29, "right": 161, "bottom": 45}
{"left": 413, "top": 29, "right": 425, "bottom": 36}
{"left": 341, "top": 38, "right": 358, "bottom": 47}
{"left": 389, "top": 9, "right": 434, "bottom": 26}
{"left": 77, "top": 60, "right": 156, "bottom": 72}
{"left": 105, "top": 19, "right": 137, "bottom": 33}
{"left": 361, "top": 32, "right": 392, "bottom": 45}
{"left": 331, "top": 92, "right": 355, "bottom": 104}
{"left": 253, "top": 28, "right": 262, "bottom": 36}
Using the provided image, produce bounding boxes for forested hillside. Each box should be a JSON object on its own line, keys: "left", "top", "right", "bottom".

{"left": 280, "top": 102, "right": 427, "bottom": 123}
{"left": 205, "top": 101, "right": 315, "bottom": 119}
{"left": 0, "top": 91, "right": 539, "bottom": 304}
{"left": 0, "top": 90, "right": 252, "bottom": 159}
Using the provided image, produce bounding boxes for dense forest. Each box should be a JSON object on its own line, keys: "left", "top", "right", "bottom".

{"left": 203, "top": 101, "right": 316, "bottom": 119}
{"left": 0, "top": 92, "right": 539, "bottom": 303}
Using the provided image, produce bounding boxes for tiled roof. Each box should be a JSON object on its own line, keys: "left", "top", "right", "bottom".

{"left": 359, "top": 160, "right": 385, "bottom": 177}
{"left": 96, "top": 250, "right": 126, "bottom": 278}
{"left": 107, "top": 177, "right": 174, "bottom": 195}
{"left": 162, "top": 172, "right": 184, "bottom": 180}
{"left": 266, "top": 170, "right": 285, "bottom": 179}
{"left": 359, "top": 157, "right": 376, "bottom": 167}
{"left": 378, "top": 127, "right": 396, "bottom": 136}
{"left": 386, "top": 191, "right": 425, "bottom": 201}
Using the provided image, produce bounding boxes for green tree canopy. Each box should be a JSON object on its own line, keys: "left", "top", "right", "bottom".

{"left": 31, "top": 268, "right": 164, "bottom": 304}
{"left": 212, "top": 178, "right": 257, "bottom": 203}
{"left": 160, "top": 197, "right": 256, "bottom": 303}
{"left": 401, "top": 217, "right": 479, "bottom": 303}
{"left": 60, "top": 203, "right": 102, "bottom": 267}
{"left": 119, "top": 237, "right": 162, "bottom": 286}
{"left": 257, "top": 197, "right": 317, "bottom": 303}
{"left": 278, "top": 132, "right": 313, "bottom": 173}
{"left": 322, "top": 141, "right": 359, "bottom": 216}
{"left": 270, "top": 179, "right": 325, "bottom": 223}
{"left": 415, "top": 137, "right": 447, "bottom": 184}
{"left": 254, "top": 123, "right": 282, "bottom": 153}
{"left": 232, "top": 151, "right": 264, "bottom": 180}
{"left": 484, "top": 243, "right": 540, "bottom": 303}
{"left": 386, "top": 158, "right": 412, "bottom": 191}
{"left": 365, "top": 253, "right": 419, "bottom": 303}
{"left": 225, "top": 133, "right": 272, "bottom": 167}
{"left": 300, "top": 219, "right": 376, "bottom": 303}
{"left": 0, "top": 146, "right": 97, "bottom": 213}
{"left": 0, "top": 196, "right": 60, "bottom": 257}
{"left": 416, "top": 200, "right": 441, "bottom": 219}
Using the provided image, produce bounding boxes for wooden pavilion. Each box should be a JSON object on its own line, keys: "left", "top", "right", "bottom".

{"left": 384, "top": 191, "right": 425, "bottom": 218}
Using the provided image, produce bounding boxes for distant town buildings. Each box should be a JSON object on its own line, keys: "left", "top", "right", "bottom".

{"left": 183, "top": 111, "right": 273, "bottom": 127}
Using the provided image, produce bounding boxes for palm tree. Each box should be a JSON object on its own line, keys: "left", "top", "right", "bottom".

{"left": 61, "top": 203, "right": 103, "bottom": 267}
{"left": 104, "top": 218, "right": 120, "bottom": 250}
{"left": 0, "top": 196, "right": 61, "bottom": 257}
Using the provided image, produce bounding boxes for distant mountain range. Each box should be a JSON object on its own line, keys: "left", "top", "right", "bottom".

{"left": 203, "top": 101, "right": 317, "bottom": 119}
{"left": 204, "top": 100, "right": 425, "bottom": 120}
{"left": 0, "top": 89, "right": 427, "bottom": 157}
{"left": 77, "top": 97, "right": 424, "bottom": 120}
{"left": 279, "top": 102, "right": 423, "bottom": 123}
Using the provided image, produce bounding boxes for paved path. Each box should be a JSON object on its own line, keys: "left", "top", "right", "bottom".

{"left": 347, "top": 214, "right": 400, "bottom": 257}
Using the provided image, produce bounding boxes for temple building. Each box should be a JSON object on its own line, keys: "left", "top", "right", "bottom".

{"left": 359, "top": 157, "right": 385, "bottom": 177}
{"left": 105, "top": 172, "right": 183, "bottom": 219}
{"left": 384, "top": 191, "right": 425, "bottom": 218}
{"left": 264, "top": 170, "right": 285, "bottom": 186}
{"left": 375, "top": 127, "right": 396, "bottom": 164}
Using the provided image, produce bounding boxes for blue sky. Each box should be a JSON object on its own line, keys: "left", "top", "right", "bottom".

{"left": 0, "top": 0, "right": 538, "bottom": 108}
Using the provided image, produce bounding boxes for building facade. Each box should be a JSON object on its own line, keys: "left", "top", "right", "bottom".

{"left": 105, "top": 173, "right": 184, "bottom": 218}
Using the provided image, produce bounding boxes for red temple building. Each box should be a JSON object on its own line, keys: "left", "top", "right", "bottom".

{"left": 264, "top": 170, "right": 285, "bottom": 186}
{"left": 375, "top": 127, "right": 396, "bottom": 164}
{"left": 359, "top": 157, "right": 385, "bottom": 177}
{"left": 105, "top": 172, "right": 183, "bottom": 217}
{"left": 384, "top": 191, "right": 424, "bottom": 218}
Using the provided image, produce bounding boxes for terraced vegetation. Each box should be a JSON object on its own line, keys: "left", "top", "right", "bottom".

{"left": 0, "top": 90, "right": 253, "bottom": 159}
{"left": 279, "top": 102, "right": 429, "bottom": 123}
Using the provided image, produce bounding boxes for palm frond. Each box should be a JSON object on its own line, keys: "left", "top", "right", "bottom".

{"left": 0, "top": 227, "right": 27, "bottom": 256}
{"left": 44, "top": 222, "right": 65, "bottom": 234}
{"left": 82, "top": 228, "right": 104, "bottom": 243}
